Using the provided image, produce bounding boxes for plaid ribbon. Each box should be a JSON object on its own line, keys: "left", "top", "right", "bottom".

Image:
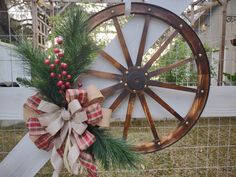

{"left": 25, "top": 87, "right": 108, "bottom": 177}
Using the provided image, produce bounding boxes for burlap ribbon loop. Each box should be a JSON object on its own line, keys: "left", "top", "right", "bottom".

{"left": 24, "top": 85, "right": 112, "bottom": 177}
{"left": 68, "top": 99, "right": 83, "bottom": 115}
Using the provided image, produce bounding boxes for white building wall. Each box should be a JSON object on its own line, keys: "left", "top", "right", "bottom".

{"left": 198, "top": 0, "right": 236, "bottom": 84}
{"left": 0, "top": 42, "right": 26, "bottom": 83}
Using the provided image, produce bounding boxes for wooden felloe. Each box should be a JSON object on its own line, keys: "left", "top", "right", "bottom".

{"left": 85, "top": 2, "right": 210, "bottom": 153}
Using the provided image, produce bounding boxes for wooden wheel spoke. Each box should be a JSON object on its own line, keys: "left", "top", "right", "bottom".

{"left": 148, "top": 80, "right": 197, "bottom": 93}
{"left": 88, "top": 70, "right": 122, "bottom": 80}
{"left": 138, "top": 93, "right": 160, "bottom": 141}
{"left": 101, "top": 83, "right": 123, "bottom": 98}
{"left": 87, "top": 3, "right": 211, "bottom": 153}
{"left": 145, "top": 88, "right": 184, "bottom": 122}
{"left": 109, "top": 90, "right": 129, "bottom": 111}
{"left": 149, "top": 57, "right": 195, "bottom": 77}
{"left": 136, "top": 15, "right": 151, "bottom": 66}
{"left": 100, "top": 50, "right": 127, "bottom": 73}
{"left": 143, "top": 30, "right": 178, "bottom": 70}
{"left": 113, "top": 17, "right": 133, "bottom": 67}
{"left": 123, "top": 93, "right": 136, "bottom": 139}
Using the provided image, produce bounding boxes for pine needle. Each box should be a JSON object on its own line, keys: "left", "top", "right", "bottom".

{"left": 15, "top": 6, "right": 99, "bottom": 106}
{"left": 15, "top": 6, "right": 139, "bottom": 170}
{"left": 52, "top": 6, "right": 99, "bottom": 79}
{"left": 15, "top": 40, "right": 64, "bottom": 105}
{"left": 87, "top": 126, "right": 140, "bottom": 170}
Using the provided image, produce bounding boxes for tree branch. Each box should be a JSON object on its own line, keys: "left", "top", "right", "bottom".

{"left": 7, "top": 1, "right": 27, "bottom": 10}
{"left": 11, "top": 18, "right": 32, "bottom": 23}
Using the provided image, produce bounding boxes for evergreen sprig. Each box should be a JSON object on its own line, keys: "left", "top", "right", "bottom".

{"left": 88, "top": 126, "right": 140, "bottom": 170}
{"left": 16, "top": 5, "right": 139, "bottom": 171}
{"left": 16, "top": 6, "right": 99, "bottom": 106}
{"left": 52, "top": 7, "right": 99, "bottom": 79}
{"left": 16, "top": 40, "right": 64, "bottom": 105}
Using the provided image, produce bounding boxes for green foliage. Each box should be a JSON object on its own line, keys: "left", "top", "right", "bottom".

{"left": 223, "top": 72, "right": 236, "bottom": 81}
{"left": 51, "top": 7, "right": 99, "bottom": 79}
{"left": 150, "top": 38, "right": 214, "bottom": 86}
{"left": 16, "top": 6, "right": 139, "bottom": 170}
{"left": 203, "top": 43, "right": 219, "bottom": 79}
{"left": 16, "top": 6, "right": 99, "bottom": 106}
{"left": 87, "top": 126, "right": 140, "bottom": 170}
{"left": 151, "top": 37, "right": 196, "bottom": 85}
{"left": 16, "top": 40, "right": 64, "bottom": 105}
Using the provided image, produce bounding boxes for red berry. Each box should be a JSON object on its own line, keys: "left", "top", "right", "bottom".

{"left": 57, "top": 74, "right": 62, "bottom": 79}
{"left": 56, "top": 36, "right": 63, "bottom": 45}
{"left": 60, "top": 84, "right": 65, "bottom": 89}
{"left": 67, "top": 74, "right": 72, "bottom": 79}
{"left": 54, "top": 58, "right": 60, "bottom": 64}
{"left": 57, "top": 80, "right": 63, "bottom": 87}
{"left": 58, "top": 52, "right": 64, "bottom": 58}
{"left": 50, "top": 72, "right": 56, "bottom": 78}
{"left": 78, "top": 82, "right": 82, "bottom": 88}
{"left": 44, "top": 59, "right": 50, "bottom": 65}
{"left": 61, "top": 63, "right": 68, "bottom": 69}
{"left": 54, "top": 48, "right": 60, "bottom": 54}
{"left": 62, "top": 70, "right": 67, "bottom": 76}
{"left": 50, "top": 64, "right": 55, "bottom": 70}
{"left": 65, "top": 82, "right": 71, "bottom": 88}
{"left": 58, "top": 89, "right": 63, "bottom": 94}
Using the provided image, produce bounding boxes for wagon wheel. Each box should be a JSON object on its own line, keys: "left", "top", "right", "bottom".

{"left": 86, "top": 3, "right": 210, "bottom": 153}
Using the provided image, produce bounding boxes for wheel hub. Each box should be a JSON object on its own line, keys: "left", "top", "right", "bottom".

{"left": 124, "top": 67, "right": 148, "bottom": 92}
{"left": 88, "top": 2, "right": 210, "bottom": 153}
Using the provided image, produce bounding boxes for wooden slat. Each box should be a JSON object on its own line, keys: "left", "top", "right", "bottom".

{"left": 37, "top": 17, "right": 50, "bottom": 27}
{"left": 216, "top": 0, "right": 222, "bottom": 5}
{"left": 149, "top": 57, "right": 195, "bottom": 77}
{"left": 217, "top": 0, "right": 228, "bottom": 86}
{"left": 88, "top": 70, "right": 122, "bottom": 80}
{"left": 187, "top": 2, "right": 219, "bottom": 16}
{"left": 101, "top": 83, "right": 123, "bottom": 98}
{"left": 138, "top": 92, "right": 160, "bottom": 141}
{"left": 100, "top": 50, "right": 127, "bottom": 73}
{"left": 143, "top": 30, "right": 178, "bottom": 70}
{"left": 113, "top": 17, "right": 133, "bottom": 67}
{"left": 109, "top": 90, "right": 129, "bottom": 111}
{"left": 145, "top": 88, "right": 184, "bottom": 122}
{"left": 148, "top": 80, "right": 197, "bottom": 93}
{"left": 123, "top": 93, "right": 136, "bottom": 139}
{"left": 136, "top": 15, "right": 151, "bottom": 66}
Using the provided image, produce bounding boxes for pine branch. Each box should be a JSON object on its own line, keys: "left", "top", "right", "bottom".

{"left": 87, "top": 126, "right": 140, "bottom": 170}
{"left": 16, "top": 40, "right": 64, "bottom": 106}
{"left": 52, "top": 6, "right": 100, "bottom": 81}
{"left": 15, "top": 5, "right": 139, "bottom": 174}
{"left": 15, "top": 6, "right": 99, "bottom": 106}
{"left": 16, "top": 78, "right": 32, "bottom": 87}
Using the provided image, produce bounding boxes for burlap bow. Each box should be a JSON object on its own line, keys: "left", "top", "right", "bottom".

{"left": 23, "top": 85, "right": 112, "bottom": 177}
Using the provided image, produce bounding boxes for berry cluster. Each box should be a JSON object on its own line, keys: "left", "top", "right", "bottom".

{"left": 44, "top": 36, "right": 73, "bottom": 94}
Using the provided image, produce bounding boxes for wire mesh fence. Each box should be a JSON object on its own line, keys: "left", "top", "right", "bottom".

{"left": 0, "top": 1, "right": 236, "bottom": 177}
{"left": 0, "top": 117, "right": 235, "bottom": 176}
